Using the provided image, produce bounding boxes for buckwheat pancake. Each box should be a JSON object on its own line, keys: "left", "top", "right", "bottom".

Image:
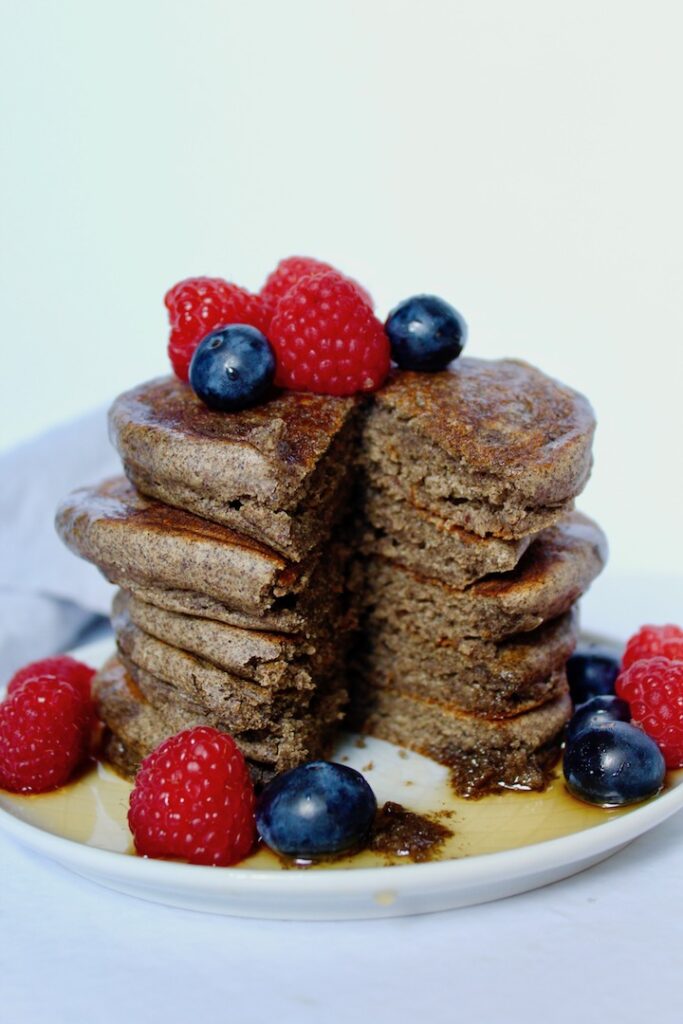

{"left": 357, "top": 609, "right": 579, "bottom": 717}
{"left": 109, "top": 377, "right": 361, "bottom": 559}
{"left": 359, "top": 512, "right": 606, "bottom": 641}
{"left": 94, "top": 656, "right": 343, "bottom": 778}
{"left": 352, "top": 679, "right": 572, "bottom": 797}
{"left": 362, "top": 360, "right": 596, "bottom": 539}
{"left": 115, "top": 590, "right": 347, "bottom": 683}
{"left": 125, "top": 577, "right": 349, "bottom": 636}
{"left": 113, "top": 615, "right": 327, "bottom": 725}
{"left": 360, "top": 484, "right": 534, "bottom": 587}
{"left": 56, "top": 478, "right": 344, "bottom": 619}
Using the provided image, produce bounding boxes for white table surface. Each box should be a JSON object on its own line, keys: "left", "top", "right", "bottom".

{"left": 2, "top": 574, "right": 683, "bottom": 1024}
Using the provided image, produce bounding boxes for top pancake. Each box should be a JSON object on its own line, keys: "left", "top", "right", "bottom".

{"left": 374, "top": 360, "right": 595, "bottom": 502}
{"left": 109, "top": 377, "right": 361, "bottom": 558}
{"left": 363, "top": 360, "right": 596, "bottom": 538}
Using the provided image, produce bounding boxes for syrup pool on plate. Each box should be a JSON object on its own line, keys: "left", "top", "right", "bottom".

{"left": 0, "top": 732, "right": 656, "bottom": 871}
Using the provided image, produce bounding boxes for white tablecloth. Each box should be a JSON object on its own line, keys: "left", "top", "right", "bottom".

{"left": 2, "top": 416, "right": 683, "bottom": 1024}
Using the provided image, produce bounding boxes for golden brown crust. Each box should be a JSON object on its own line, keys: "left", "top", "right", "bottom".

{"left": 109, "top": 376, "right": 360, "bottom": 504}
{"left": 374, "top": 360, "right": 596, "bottom": 505}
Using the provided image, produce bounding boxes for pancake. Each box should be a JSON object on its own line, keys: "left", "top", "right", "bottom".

{"left": 109, "top": 376, "right": 361, "bottom": 559}
{"left": 362, "top": 360, "right": 596, "bottom": 539}
{"left": 357, "top": 609, "right": 579, "bottom": 717}
{"left": 360, "top": 483, "right": 534, "bottom": 587}
{"left": 115, "top": 590, "right": 346, "bottom": 684}
{"left": 352, "top": 679, "right": 572, "bottom": 797}
{"left": 94, "top": 657, "right": 341, "bottom": 778}
{"left": 114, "top": 615, "right": 319, "bottom": 725}
{"left": 56, "top": 477, "right": 344, "bottom": 619}
{"left": 358, "top": 512, "right": 606, "bottom": 641}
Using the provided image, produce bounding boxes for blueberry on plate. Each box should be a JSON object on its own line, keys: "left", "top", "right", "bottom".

{"left": 189, "top": 324, "right": 276, "bottom": 412}
{"left": 566, "top": 644, "right": 621, "bottom": 705}
{"left": 255, "top": 761, "right": 377, "bottom": 859}
{"left": 566, "top": 694, "right": 631, "bottom": 744}
{"left": 563, "top": 720, "right": 665, "bottom": 807}
{"left": 385, "top": 295, "right": 467, "bottom": 372}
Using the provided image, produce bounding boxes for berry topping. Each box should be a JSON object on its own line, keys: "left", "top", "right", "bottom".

{"left": 165, "top": 277, "right": 271, "bottom": 383}
{"left": 8, "top": 654, "right": 95, "bottom": 705}
{"left": 385, "top": 294, "right": 467, "bottom": 372}
{"left": 260, "top": 256, "right": 373, "bottom": 308}
{"left": 616, "top": 657, "right": 683, "bottom": 768}
{"left": 566, "top": 694, "right": 631, "bottom": 744}
{"left": 0, "top": 676, "right": 89, "bottom": 793}
{"left": 128, "top": 726, "right": 256, "bottom": 866}
{"left": 622, "top": 624, "right": 683, "bottom": 671}
{"left": 269, "top": 272, "right": 390, "bottom": 396}
{"left": 255, "top": 760, "right": 377, "bottom": 859}
{"left": 189, "top": 325, "right": 276, "bottom": 412}
{"left": 566, "top": 644, "right": 620, "bottom": 705}
{"left": 563, "top": 721, "right": 665, "bottom": 806}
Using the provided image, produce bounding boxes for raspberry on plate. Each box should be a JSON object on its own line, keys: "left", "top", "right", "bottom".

{"left": 8, "top": 654, "right": 95, "bottom": 704}
{"left": 269, "top": 271, "right": 390, "bottom": 396}
{"left": 0, "top": 676, "right": 89, "bottom": 792}
{"left": 260, "top": 256, "right": 373, "bottom": 308}
{"left": 622, "top": 624, "right": 683, "bottom": 671}
{"left": 165, "top": 277, "right": 271, "bottom": 382}
{"left": 616, "top": 656, "right": 683, "bottom": 768}
{"left": 8, "top": 654, "right": 97, "bottom": 738}
{"left": 128, "top": 726, "right": 256, "bottom": 866}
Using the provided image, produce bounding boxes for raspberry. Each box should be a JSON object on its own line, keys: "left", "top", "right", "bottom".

{"left": 622, "top": 624, "right": 683, "bottom": 671}
{"left": 0, "top": 677, "right": 88, "bottom": 792}
{"left": 8, "top": 655, "right": 95, "bottom": 704}
{"left": 165, "top": 277, "right": 271, "bottom": 382}
{"left": 260, "top": 256, "right": 373, "bottom": 309}
{"left": 8, "top": 655, "right": 98, "bottom": 739}
{"left": 616, "top": 657, "right": 683, "bottom": 768}
{"left": 128, "top": 726, "right": 256, "bottom": 866}
{"left": 269, "top": 272, "right": 390, "bottom": 396}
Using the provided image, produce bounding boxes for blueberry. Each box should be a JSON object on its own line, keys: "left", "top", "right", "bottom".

{"left": 566, "top": 644, "right": 621, "bottom": 704}
{"left": 189, "top": 324, "right": 275, "bottom": 412}
{"left": 566, "top": 695, "right": 631, "bottom": 744}
{"left": 255, "top": 761, "right": 377, "bottom": 859}
{"left": 563, "top": 721, "right": 665, "bottom": 806}
{"left": 385, "top": 295, "right": 467, "bottom": 372}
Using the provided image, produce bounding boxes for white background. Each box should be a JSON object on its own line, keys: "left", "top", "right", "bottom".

{"left": 1, "top": 0, "right": 682, "bottom": 580}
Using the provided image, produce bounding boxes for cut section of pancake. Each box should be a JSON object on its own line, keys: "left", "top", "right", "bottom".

{"left": 115, "top": 590, "right": 345, "bottom": 684}
{"left": 352, "top": 682, "right": 572, "bottom": 797}
{"left": 109, "top": 376, "right": 361, "bottom": 558}
{"left": 359, "top": 512, "right": 606, "bottom": 641}
{"left": 115, "top": 618, "right": 316, "bottom": 728}
{"left": 362, "top": 360, "right": 595, "bottom": 539}
{"left": 360, "top": 483, "right": 534, "bottom": 587}
{"left": 357, "top": 610, "right": 578, "bottom": 717}
{"left": 56, "top": 478, "right": 344, "bottom": 619}
{"left": 94, "top": 657, "right": 341, "bottom": 778}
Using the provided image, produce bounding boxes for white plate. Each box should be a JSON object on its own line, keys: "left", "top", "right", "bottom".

{"left": 1, "top": 638, "right": 682, "bottom": 920}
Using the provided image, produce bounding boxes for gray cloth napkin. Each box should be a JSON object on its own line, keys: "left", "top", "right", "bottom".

{"left": 0, "top": 407, "right": 120, "bottom": 681}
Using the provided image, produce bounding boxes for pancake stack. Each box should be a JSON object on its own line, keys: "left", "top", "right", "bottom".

{"left": 353, "top": 360, "right": 607, "bottom": 795}
{"left": 57, "top": 379, "right": 362, "bottom": 783}
{"left": 56, "top": 358, "right": 607, "bottom": 796}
